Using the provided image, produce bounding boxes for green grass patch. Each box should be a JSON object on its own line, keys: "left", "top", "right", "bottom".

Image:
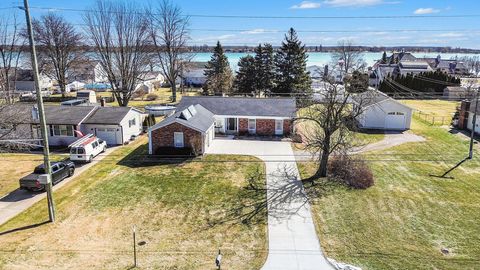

{"left": 0, "top": 138, "right": 267, "bottom": 269}
{"left": 299, "top": 117, "right": 480, "bottom": 270}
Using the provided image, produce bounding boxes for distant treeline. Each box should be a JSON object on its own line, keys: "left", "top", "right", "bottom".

{"left": 7, "top": 44, "right": 480, "bottom": 54}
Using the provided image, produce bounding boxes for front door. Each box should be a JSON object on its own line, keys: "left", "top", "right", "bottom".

{"left": 275, "top": 119, "right": 283, "bottom": 135}
{"left": 226, "top": 118, "right": 237, "bottom": 133}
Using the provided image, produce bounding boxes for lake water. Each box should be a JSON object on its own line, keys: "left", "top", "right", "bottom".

{"left": 193, "top": 52, "right": 480, "bottom": 70}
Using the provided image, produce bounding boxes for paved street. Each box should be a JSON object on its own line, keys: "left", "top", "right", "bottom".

{"left": 0, "top": 148, "right": 115, "bottom": 226}
{"left": 206, "top": 139, "right": 335, "bottom": 270}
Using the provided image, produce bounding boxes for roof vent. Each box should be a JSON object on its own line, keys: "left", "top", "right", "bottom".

{"left": 187, "top": 105, "right": 197, "bottom": 116}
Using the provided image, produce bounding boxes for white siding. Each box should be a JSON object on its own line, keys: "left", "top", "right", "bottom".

{"left": 82, "top": 124, "right": 122, "bottom": 145}
{"left": 119, "top": 110, "right": 144, "bottom": 143}
{"left": 358, "top": 100, "right": 412, "bottom": 130}
{"left": 467, "top": 114, "right": 480, "bottom": 135}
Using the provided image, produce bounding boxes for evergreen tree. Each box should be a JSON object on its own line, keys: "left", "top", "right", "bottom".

{"left": 254, "top": 43, "right": 275, "bottom": 96}
{"left": 381, "top": 51, "right": 387, "bottom": 64}
{"left": 273, "top": 28, "right": 312, "bottom": 98}
{"left": 203, "top": 41, "right": 233, "bottom": 96}
{"left": 234, "top": 55, "right": 256, "bottom": 95}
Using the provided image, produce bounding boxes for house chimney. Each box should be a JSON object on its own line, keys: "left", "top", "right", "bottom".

{"left": 100, "top": 97, "right": 106, "bottom": 107}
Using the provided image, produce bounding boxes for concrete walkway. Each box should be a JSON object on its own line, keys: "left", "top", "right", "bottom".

{"left": 206, "top": 139, "right": 335, "bottom": 270}
{"left": 0, "top": 148, "right": 115, "bottom": 226}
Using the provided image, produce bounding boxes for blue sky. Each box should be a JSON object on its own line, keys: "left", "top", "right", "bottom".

{"left": 4, "top": 0, "right": 480, "bottom": 48}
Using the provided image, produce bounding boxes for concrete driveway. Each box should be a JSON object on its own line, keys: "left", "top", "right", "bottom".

{"left": 0, "top": 147, "right": 116, "bottom": 226}
{"left": 206, "top": 139, "right": 334, "bottom": 270}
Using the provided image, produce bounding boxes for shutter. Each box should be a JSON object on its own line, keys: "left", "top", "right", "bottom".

{"left": 49, "top": 125, "right": 54, "bottom": 136}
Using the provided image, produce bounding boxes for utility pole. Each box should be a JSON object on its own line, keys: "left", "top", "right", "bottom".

{"left": 468, "top": 89, "right": 479, "bottom": 159}
{"left": 20, "top": 0, "right": 56, "bottom": 222}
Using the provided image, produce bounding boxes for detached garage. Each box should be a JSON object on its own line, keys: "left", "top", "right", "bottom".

{"left": 82, "top": 107, "right": 144, "bottom": 145}
{"left": 354, "top": 90, "right": 413, "bottom": 130}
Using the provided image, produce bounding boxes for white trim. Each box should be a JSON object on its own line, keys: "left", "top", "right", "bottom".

{"left": 215, "top": 114, "right": 291, "bottom": 120}
{"left": 149, "top": 120, "right": 208, "bottom": 134}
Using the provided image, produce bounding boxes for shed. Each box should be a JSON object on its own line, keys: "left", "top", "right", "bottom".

{"left": 353, "top": 91, "right": 413, "bottom": 130}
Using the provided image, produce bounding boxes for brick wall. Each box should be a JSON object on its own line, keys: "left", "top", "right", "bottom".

{"left": 150, "top": 122, "right": 203, "bottom": 154}
{"left": 239, "top": 118, "right": 248, "bottom": 135}
{"left": 283, "top": 119, "right": 292, "bottom": 136}
{"left": 256, "top": 119, "right": 275, "bottom": 135}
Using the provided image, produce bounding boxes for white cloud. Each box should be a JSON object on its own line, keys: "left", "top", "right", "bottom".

{"left": 433, "top": 32, "right": 465, "bottom": 38}
{"left": 291, "top": 1, "right": 321, "bottom": 9}
{"left": 217, "top": 34, "right": 235, "bottom": 40}
{"left": 414, "top": 8, "right": 440, "bottom": 14}
{"left": 323, "top": 0, "right": 390, "bottom": 7}
{"left": 240, "top": 29, "right": 277, "bottom": 34}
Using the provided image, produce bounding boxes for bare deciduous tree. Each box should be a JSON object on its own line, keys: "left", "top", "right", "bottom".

{"left": 148, "top": 0, "right": 192, "bottom": 103}
{"left": 0, "top": 13, "right": 24, "bottom": 104}
{"left": 331, "top": 40, "right": 366, "bottom": 75}
{"left": 31, "top": 14, "right": 82, "bottom": 98}
{"left": 296, "top": 72, "right": 372, "bottom": 179}
{"left": 0, "top": 104, "right": 38, "bottom": 152}
{"left": 84, "top": 0, "right": 151, "bottom": 106}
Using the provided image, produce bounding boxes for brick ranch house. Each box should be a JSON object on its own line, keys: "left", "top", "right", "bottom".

{"left": 148, "top": 97, "right": 296, "bottom": 155}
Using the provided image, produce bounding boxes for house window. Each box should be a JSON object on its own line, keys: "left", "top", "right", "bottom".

{"left": 52, "top": 125, "right": 74, "bottom": 137}
{"left": 174, "top": 132, "right": 184, "bottom": 148}
{"left": 129, "top": 118, "right": 136, "bottom": 127}
{"left": 248, "top": 119, "right": 256, "bottom": 132}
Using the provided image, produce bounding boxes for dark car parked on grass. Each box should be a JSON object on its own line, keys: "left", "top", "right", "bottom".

{"left": 19, "top": 161, "right": 75, "bottom": 192}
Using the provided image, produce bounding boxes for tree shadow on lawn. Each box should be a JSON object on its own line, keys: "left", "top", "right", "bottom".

{"left": 0, "top": 220, "right": 50, "bottom": 236}
{"left": 207, "top": 163, "right": 334, "bottom": 227}
{"left": 117, "top": 143, "right": 195, "bottom": 168}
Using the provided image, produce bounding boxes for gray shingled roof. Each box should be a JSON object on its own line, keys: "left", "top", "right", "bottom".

{"left": 39, "top": 105, "right": 96, "bottom": 125}
{"left": 177, "top": 96, "right": 296, "bottom": 118}
{"left": 83, "top": 107, "right": 133, "bottom": 125}
{"left": 151, "top": 104, "right": 214, "bottom": 132}
{"left": 351, "top": 90, "right": 391, "bottom": 107}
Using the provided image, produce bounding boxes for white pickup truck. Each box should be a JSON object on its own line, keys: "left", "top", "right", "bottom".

{"left": 69, "top": 134, "right": 107, "bottom": 163}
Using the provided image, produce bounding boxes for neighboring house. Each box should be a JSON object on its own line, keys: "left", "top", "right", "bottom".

{"left": 398, "top": 61, "right": 433, "bottom": 75}
{"left": 353, "top": 90, "right": 413, "bottom": 130}
{"left": 443, "top": 86, "right": 476, "bottom": 100}
{"left": 82, "top": 107, "right": 145, "bottom": 145}
{"left": 66, "top": 81, "right": 85, "bottom": 92}
{"left": 0, "top": 103, "right": 40, "bottom": 147}
{"left": 148, "top": 104, "right": 215, "bottom": 155}
{"left": 14, "top": 69, "right": 53, "bottom": 93}
{"left": 136, "top": 71, "right": 164, "bottom": 94}
{"left": 436, "top": 60, "right": 469, "bottom": 75}
{"left": 459, "top": 98, "right": 480, "bottom": 134}
{"left": 373, "top": 52, "right": 471, "bottom": 85}
{"left": 28, "top": 105, "right": 145, "bottom": 146}
{"left": 68, "top": 60, "right": 107, "bottom": 83}
{"left": 148, "top": 97, "right": 296, "bottom": 155}
{"left": 181, "top": 62, "right": 208, "bottom": 87}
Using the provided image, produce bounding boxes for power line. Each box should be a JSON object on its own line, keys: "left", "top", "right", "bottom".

{"left": 25, "top": 6, "right": 480, "bottom": 20}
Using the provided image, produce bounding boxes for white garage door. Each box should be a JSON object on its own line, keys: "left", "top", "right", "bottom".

{"left": 385, "top": 112, "right": 406, "bottom": 130}
{"left": 96, "top": 128, "right": 118, "bottom": 145}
